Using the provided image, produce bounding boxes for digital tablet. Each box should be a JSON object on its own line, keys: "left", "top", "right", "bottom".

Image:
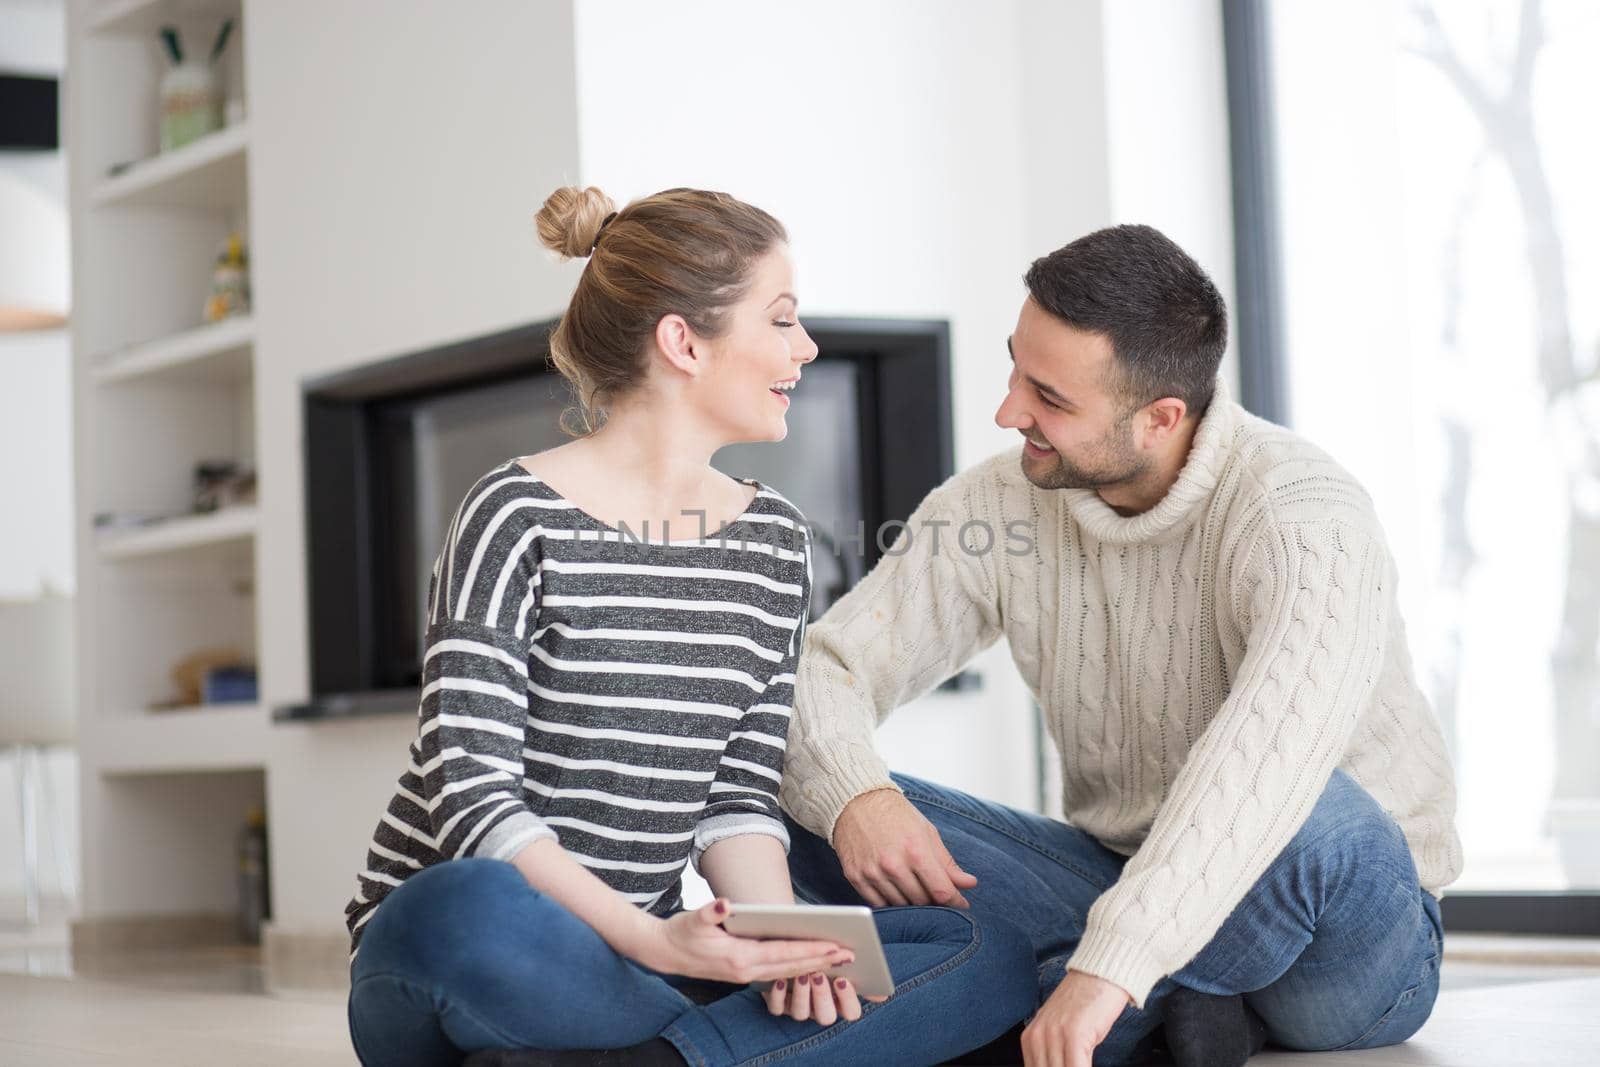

{"left": 722, "top": 903, "right": 895, "bottom": 998}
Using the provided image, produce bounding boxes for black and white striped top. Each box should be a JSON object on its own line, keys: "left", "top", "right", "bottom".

{"left": 344, "top": 460, "right": 812, "bottom": 958}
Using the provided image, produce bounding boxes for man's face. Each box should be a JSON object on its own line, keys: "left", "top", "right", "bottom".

{"left": 994, "top": 297, "right": 1148, "bottom": 491}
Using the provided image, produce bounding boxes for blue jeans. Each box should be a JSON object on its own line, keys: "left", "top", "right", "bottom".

{"left": 346, "top": 856, "right": 1037, "bottom": 1066}
{"left": 786, "top": 770, "right": 1443, "bottom": 1066}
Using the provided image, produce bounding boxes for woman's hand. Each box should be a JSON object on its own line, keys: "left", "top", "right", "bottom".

{"left": 763, "top": 971, "right": 890, "bottom": 1025}
{"left": 631, "top": 897, "right": 853, "bottom": 985}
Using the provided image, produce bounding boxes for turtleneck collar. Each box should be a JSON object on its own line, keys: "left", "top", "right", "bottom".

{"left": 1059, "top": 385, "right": 1242, "bottom": 545}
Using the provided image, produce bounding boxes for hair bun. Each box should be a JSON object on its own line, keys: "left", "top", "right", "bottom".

{"left": 536, "top": 186, "right": 619, "bottom": 261}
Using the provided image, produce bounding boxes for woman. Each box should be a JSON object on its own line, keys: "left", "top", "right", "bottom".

{"left": 343, "top": 186, "right": 1036, "bottom": 1067}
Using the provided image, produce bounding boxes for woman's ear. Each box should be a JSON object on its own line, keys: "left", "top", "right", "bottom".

{"left": 654, "top": 313, "right": 703, "bottom": 379}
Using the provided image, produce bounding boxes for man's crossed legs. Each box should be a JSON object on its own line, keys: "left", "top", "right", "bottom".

{"left": 786, "top": 769, "right": 1441, "bottom": 1066}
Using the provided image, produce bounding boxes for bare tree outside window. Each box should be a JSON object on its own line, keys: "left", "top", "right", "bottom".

{"left": 1269, "top": 0, "right": 1600, "bottom": 889}
{"left": 1409, "top": 0, "right": 1600, "bottom": 884}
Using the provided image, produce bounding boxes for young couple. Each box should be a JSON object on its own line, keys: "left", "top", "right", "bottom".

{"left": 345, "top": 187, "right": 1462, "bottom": 1067}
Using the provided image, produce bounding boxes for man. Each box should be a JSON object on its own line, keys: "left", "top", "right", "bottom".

{"left": 777, "top": 225, "right": 1462, "bottom": 1067}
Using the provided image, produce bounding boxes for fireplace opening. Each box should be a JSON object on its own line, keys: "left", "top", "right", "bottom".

{"left": 281, "top": 316, "right": 960, "bottom": 721}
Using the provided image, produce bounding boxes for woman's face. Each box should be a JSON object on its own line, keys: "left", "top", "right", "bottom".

{"left": 695, "top": 246, "right": 819, "bottom": 444}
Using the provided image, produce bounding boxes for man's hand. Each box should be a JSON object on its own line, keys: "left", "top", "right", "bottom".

{"left": 1021, "top": 970, "right": 1133, "bottom": 1067}
{"left": 832, "top": 788, "right": 978, "bottom": 908}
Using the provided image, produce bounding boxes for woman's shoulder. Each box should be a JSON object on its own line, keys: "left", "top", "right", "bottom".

{"left": 739, "top": 478, "right": 811, "bottom": 547}
{"left": 459, "top": 457, "right": 566, "bottom": 508}
{"left": 444, "top": 459, "right": 571, "bottom": 545}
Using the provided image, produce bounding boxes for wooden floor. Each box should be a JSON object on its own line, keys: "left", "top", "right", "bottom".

{"left": 2, "top": 900, "right": 1598, "bottom": 1066}
{"left": 3, "top": 969, "right": 1598, "bottom": 1066}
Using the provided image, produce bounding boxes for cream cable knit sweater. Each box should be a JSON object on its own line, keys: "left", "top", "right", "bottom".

{"left": 778, "top": 395, "right": 1463, "bottom": 1007}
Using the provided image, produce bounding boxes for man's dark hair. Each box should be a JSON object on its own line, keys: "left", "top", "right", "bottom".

{"left": 1024, "top": 224, "right": 1227, "bottom": 417}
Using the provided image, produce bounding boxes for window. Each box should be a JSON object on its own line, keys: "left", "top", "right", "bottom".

{"left": 1246, "top": 0, "right": 1600, "bottom": 898}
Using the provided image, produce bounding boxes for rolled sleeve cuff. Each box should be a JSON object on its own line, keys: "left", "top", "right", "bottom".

{"left": 475, "top": 811, "right": 559, "bottom": 864}
{"left": 1066, "top": 925, "right": 1169, "bottom": 1010}
{"left": 783, "top": 739, "right": 902, "bottom": 846}
{"left": 691, "top": 812, "right": 790, "bottom": 872}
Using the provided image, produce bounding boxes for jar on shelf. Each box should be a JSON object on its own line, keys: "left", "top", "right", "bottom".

{"left": 159, "top": 61, "right": 222, "bottom": 152}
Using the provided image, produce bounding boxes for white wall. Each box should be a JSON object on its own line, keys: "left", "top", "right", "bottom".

{"left": 1101, "top": 0, "right": 1240, "bottom": 388}
{"left": 245, "top": 0, "right": 584, "bottom": 938}
{"left": 0, "top": 1, "right": 73, "bottom": 601}
{"left": 0, "top": 0, "right": 79, "bottom": 904}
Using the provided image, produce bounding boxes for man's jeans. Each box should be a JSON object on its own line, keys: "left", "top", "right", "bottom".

{"left": 786, "top": 769, "right": 1443, "bottom": 1066}
{"left": 347, "top": 857, "right": 1038, "bottom": 1066}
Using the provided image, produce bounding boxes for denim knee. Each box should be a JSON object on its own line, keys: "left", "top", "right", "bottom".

{"left": 910, "top": 908, "right": 1040, "bottom": 1030}
{"left": 359, "top": 858, "right": 532, "bottom": 976}
{"left": 1284, "top": 770, "right": 1412, "bottom": 879}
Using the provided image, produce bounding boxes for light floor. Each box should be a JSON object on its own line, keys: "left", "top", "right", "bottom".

{"left": 2, "top": 899, "right": 1598, "bottom": 1066}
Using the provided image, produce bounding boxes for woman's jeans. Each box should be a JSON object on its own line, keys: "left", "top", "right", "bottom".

{"left": 346, "top": 856, "right": 1037, "bottom": 1066}
{"left": 786, "top": 769, "right": 1444, "bottom": 1067}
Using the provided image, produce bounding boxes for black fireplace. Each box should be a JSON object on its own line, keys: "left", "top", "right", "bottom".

{"left": 278, "top": 316, "right": 957, "bottom": 721}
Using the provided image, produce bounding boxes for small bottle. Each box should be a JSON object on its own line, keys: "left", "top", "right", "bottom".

{"left": 159, "top": 60, "right": 222, "bottom": 152}
{"left": 238, "top": 806, "right": 270, "bottom": 944}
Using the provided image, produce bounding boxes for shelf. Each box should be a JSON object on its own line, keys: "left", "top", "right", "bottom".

{"left": 95, "top": 702, "right": 269, "bottom": 776}
{"left": 90, "top": 123, "right": 248, "bottom": 211}
{"left": 87, "top": 0, "right": 241, "bottom": 37}
{"left": 97, "top": 505, "right": 258, "bottom": 561}
{"left": 91, "top": 315, "right": 254, "bottom": 387}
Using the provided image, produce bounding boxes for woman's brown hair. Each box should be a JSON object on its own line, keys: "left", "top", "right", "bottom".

{"left": 534, "top": 186, "right": 788, "bottom": 435}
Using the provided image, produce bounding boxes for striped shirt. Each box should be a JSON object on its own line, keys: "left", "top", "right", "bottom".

{"left": 344, "top": 460, "right": 813, "bottom": 958}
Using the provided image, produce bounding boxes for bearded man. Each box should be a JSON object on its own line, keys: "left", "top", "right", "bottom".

{"left": 778, "top": 225, "right": 1462, "bottom": 1067}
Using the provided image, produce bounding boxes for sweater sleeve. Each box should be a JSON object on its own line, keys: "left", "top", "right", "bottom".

{"left": 691, "top": 535, "right": 813, "bottom": 869}
{"left": 416, "top": 478, "right": 557, "bottom": 864}
{"left": 1067, "top": 516, "right": 1394, "bottom": 1007}
{"left": 780, "top": 474, "right": 1005, "bottom": 842}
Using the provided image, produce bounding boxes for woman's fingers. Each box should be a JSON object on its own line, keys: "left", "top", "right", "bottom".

{"left": 764, "top": 978, "right": 788, "bottom": 1016}
{"left": 832, "top": 976, "right": 863, "bottom": 1021}
{"left": 809, "top": 974, "right": 838, "bottom": 1026}
{"left": 742, "top": 939, "right": 846, "bottom": 981}
{"left": 787, "top": 975, "right": 813, "bottom": 1022}
{"left": 748, "top": 937, "right": 840, "bottom": 962}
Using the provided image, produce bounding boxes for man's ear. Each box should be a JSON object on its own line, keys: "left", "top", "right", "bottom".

{"left": 654, "top": 313, "right": 702, "bottom": 379}
{"left": 1140, "top": 396, "right": 1189, "bottom": 448}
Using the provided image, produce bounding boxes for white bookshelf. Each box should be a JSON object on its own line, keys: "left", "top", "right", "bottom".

{"left": 90, "top": 314, "right": 254, "bottom": 387}
{"left": 89, "top": 122, "right": 248, "bottom": 211}
{"left": 96, "top": 505, "right": 259, "bottom": 560}
{"left": 96, "top": 703, "right": 271, "bottom": 776}
{"left": 67, "top": 0, "right": 268, "bottom": 940}
{"left": 87, "top": 0, "right": 242, "bottom": 38}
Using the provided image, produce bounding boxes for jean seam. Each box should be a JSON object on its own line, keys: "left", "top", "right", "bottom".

{"left": 347, "top": 986, "right": 371, "bottom": 1066}
{"left": 663, "top": 1022, "right": 712, "bottom": 1067}
{"left": 731, "top": 907, "right": 986, "bottom": 1066}
{"left": 1329, "top": 976, "right": 1424, "bottom": 1052}
{"left": 899, "top": 787, "right": 1116, "bottom": 892}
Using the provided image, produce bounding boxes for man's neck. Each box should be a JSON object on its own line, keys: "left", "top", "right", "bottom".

{"left": 1095, "top": 415, "right": 1201, "bottom": 517}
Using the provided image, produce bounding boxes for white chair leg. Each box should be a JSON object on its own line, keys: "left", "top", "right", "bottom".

{"left": 18, "top": 744, "right": 41, "bottom": 926}
{"left": 39, "top": 748, "right": 76, "bottom": 906}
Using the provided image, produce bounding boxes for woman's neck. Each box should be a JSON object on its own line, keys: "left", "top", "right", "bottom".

{"left": 580, "top": 402, "right": 725, "bottom": 506}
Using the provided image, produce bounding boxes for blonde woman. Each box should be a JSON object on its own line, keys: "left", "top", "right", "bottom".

{"left": 342, "top": 186, "right": 1035, "bottom": 1067}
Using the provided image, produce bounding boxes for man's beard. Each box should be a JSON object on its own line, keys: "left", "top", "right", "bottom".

{"left": 1020, "top": 418, "right": 1147, "bottom": 491}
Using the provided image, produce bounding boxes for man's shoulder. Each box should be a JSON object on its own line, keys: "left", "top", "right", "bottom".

{"left": 1220, "top": 408, "right": 1380, "bottom": 529}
